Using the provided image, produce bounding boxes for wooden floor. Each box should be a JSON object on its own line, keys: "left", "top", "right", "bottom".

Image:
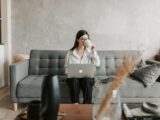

{"left": 0, "top": 86, "right": 25, "bottom": 120}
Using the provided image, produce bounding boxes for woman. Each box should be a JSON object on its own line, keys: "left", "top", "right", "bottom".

{"left": 65, "top": 30, "right": 100, "bottom": 104}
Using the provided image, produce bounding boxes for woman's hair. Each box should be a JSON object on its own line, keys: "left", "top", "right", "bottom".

{"left": 70, "top": 30, "right": 90, "bottom": 51}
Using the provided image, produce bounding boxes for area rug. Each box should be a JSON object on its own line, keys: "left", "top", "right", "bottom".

{"left": 15, "top": 108, "right": 27, "bottom": 120}
{"left": 15, "top": 108, "right": 65, "bottom": 120}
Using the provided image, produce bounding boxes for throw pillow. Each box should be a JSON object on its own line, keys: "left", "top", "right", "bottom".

{"left": 157, "top": 76, "right": 160, "bottom": 82}
{"left": 137, "top": 59, "right": 146, "bottom": 68}
{"left": 131, "top": 63, "right": 160, "bottom": 87}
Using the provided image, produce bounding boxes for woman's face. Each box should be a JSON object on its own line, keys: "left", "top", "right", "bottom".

{"left": 78, "top": 34, "right": 88, "bottom": 46}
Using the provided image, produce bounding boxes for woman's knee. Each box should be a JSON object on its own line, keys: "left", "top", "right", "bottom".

{"left": 82, "top": 78, "right": 95, "bottom": 86}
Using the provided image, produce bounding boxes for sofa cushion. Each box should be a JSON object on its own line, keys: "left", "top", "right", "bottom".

{"left": 93, "top": 76, "right": 160, "bottom": 103}
{"left": 96, "top": 51, "right": 139, "bottom": 76}
{"left": 119, "top": 77, "right": 144, "bottom": 98}
{"left": 28, "top": 50, "right": 139, "bottom": 77}
{"left": 120, "top": 77, "right": 160, "bottom": 97}
{"left": 17, "top": 75, "right": 45, "bottom": 98}
{"left": 131, "top": 63, "right": 160, "bottom": 87}
{"left": 17, "top": 75, "right": 68, "bottom": 98}
{"left": 29, "top": 50, "right": 66, "bottom": 75}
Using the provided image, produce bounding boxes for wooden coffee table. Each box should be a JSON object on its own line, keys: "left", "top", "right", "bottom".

{"left": 59, "top": 104, "right": 124, "bottom": 120}
{"left": 59, "top": 104, "right": 92, "bottom": 120}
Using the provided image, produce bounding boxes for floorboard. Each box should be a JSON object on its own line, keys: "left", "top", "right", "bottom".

{"left": 0, "top": 86, "right": 25, "bottom": 120}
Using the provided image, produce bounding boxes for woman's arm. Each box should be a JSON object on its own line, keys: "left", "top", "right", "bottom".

{"left": 91, "top": 51, "right": 100, "bottom": 67}
{"left": 90, "top": 44, "right": 100, "bottom": 66}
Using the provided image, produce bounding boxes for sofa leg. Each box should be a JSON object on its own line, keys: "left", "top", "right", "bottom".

{"left": 13, "top": 103, "right": 18, "bottom": 111}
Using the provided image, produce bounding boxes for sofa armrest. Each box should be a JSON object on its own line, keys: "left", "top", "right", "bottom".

{"left": 145, "top": 59, "right": 160, "bottom": 65}
{"left": 10, "top": 60, "right": 29, "bottom": 102}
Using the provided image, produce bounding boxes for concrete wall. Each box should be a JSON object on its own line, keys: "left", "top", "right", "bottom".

{"left": 11, "top": 0, "right": 160, "bottom": 59}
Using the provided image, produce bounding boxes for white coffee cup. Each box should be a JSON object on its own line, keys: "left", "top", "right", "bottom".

{"left": 84, "top": 39, "right": 92, "bottom": 49}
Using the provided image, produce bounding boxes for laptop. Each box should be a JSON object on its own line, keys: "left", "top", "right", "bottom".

{"left": 67, "top": 64, "right": 96, "bottom": 78}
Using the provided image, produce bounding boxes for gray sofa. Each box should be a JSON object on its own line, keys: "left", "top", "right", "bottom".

{"left": 10, "top": 50, "right": 160, "bottom": 110}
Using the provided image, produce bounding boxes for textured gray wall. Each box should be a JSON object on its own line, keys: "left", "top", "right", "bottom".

{"left": 11, "top": 0, "right": 160, "bottom": 59}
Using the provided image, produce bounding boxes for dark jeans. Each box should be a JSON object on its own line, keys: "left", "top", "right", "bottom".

{"left": 66, "top": 78, "right": 95, "bottom": 104}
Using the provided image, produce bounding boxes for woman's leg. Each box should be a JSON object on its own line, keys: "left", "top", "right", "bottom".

{"left": 66, "top": 78, "right": 80, "bottom": 103}
{"left": 80, "top": 78, "right": 95, "bottom": 104}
